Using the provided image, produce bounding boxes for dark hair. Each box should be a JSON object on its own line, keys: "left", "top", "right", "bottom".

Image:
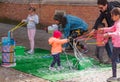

{"left": 111, "top": 7, "right": 120, "bottom": 16}
{"left": 53, "top": 13, "right": 67, "bottom": 28}
{"left": 28, "top": 7, "right": 36, "bottom": 12}
{"left": 97, "top": 23, "right": 105, "bottom": 29}
{"left": 97, "top": 0, "right": 108, "bottom": 6}
{"left": 53, "top": 13, "right": 63, "bottom": 22}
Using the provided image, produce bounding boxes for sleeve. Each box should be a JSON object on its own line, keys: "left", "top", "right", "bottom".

{"left": 93, "top": 12, "right": 104, "bottom": 30}
{"left": 63, "top": 23, "right": 71, "bottom": 38}
{"left": 79, "top": 19, "right": 88, "bottom": 31}
{"left": 108, "top": 32, "right": 119, "bottom": 38}
{"left": 103, "top": 25, "right": 116, "bottom": 33}
{"left": 23, "top": 16, "right": 29, "bottom": 23}
{"left": 33, "top": 15, "right": 39, "bottom": 24}
{"left": 107, "top": 24, "right": 120, "bottom": 38}
{"left": 48, "top": 37, "right": 53, "bottom": 45}
{"left": 56, "top": 39, "right": 68, "bottom": 44}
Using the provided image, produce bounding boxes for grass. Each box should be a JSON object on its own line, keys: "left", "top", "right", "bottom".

{"left": 0, "top": 48, "right": 112, "bottom": 82}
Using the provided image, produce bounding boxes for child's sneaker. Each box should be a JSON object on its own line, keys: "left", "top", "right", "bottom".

{"left": 27, "top": 50, "right": 34, "bottom": 54}
{"left": 107, "top": 77, "right": 117, "bottom": 82}
{"left": 49, "top": 67, "right": 56, "bottom": 71}
{"left": 57, "top": 66, "right": 64, "bottom": 70}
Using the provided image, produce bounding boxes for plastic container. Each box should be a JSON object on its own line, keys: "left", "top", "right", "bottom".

{"left": 2, "top": 52, "right": 14, "bottom": 64}
{"left": 14, "top": 46, "right": 25, "bottom": 56}
{"left": 1, "top": 37, "right": 16, "bottom": 67}
{"left": 47, "top": 24, "right": 58, "bottom": 34}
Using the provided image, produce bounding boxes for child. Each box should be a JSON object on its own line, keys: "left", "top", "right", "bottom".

{"left": 22, "top": 7, "right": 39, "bottom": 54}
{"left": 101, "top": 7, "right": 120, "bottom": 81}
{"left": 94, "top": 23, "right": 109, "bottom": 63}
{"left": 48, "top": 30, "right": 69, "bottom": 71}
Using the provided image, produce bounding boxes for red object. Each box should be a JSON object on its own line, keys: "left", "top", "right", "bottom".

{"left": 53, "top": 30, "right": 62, "bottom": 38}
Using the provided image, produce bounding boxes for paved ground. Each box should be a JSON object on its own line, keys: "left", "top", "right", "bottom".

{"left": 0, "top": 23, "right": 51, "bottom": 82}
{"left": 0, "top": 23, "right": 120, "bottom": 82}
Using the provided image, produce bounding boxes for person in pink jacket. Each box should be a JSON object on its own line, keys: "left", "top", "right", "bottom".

{"left": 101, "top": 7, "right": 120, "bottom": 81}
{"left": 94, "top": 23, "right": 109, "bottom": 63}
{"left": 48, "top": 30, "right": 69, "bottom": 71}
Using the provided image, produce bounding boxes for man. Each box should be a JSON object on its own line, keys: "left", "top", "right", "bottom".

{"left": 90, "top": 0, "right": 120, "bottom": 81}
{"left": 90, "top": 0, "right": 120, "bottom": 59}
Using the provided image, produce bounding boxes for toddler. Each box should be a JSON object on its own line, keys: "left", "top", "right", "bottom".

{"left": 48, "top": 30, "right": 69, "bottom": 71}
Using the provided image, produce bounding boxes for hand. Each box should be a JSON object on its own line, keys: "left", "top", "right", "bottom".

{"left": 98, "top": 28, "right": 104, "bottom": 33}
{"left": 88, "top": 29, "right": 95, "bottom": 36}
{"left": 104, "top": 33, "right": 109, "bottom": 38}
{"left": 22, "top": 19, "right": 26, "bottom": 23}
{"left": 29, "top": 18, "right": 34, "bottom": 22}
{"left": 67, "top": 39, "right": 70, "bottom": 42}
{"left": 98, "top": 28, "right": 104, "bottom": 31}
{"left": 62, "top": 48, "right": 65, "bottom": 51}
{"left": 68, "top": 36, "right": 73, "bottom": 41}
{"left": 30, "top": 19, "right": 34, "bottom": 22}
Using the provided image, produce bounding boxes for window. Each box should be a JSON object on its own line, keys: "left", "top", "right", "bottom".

{"left": 54, "top": 10, "right": 66, "bottom": 16}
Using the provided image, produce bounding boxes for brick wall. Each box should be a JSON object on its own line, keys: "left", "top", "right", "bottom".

{"left": 0, "top": 3, "right": 99, "bottom": 30}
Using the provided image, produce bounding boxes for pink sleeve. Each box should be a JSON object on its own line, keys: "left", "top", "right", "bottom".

{"left": 103, "top": 25, "right": 116, "bottom": 33}
{"left": 108, "top": 32, "right": 119, "bottom": 38}
{"left": 107, "top": 22, "right": 120, "bottom": 37}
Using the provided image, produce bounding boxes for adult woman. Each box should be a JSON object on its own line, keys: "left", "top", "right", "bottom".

{"left": 53, "top": 13, "right": 88, "bottom": 50}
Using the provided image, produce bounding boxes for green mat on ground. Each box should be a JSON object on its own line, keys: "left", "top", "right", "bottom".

{"left": 0, "top": 48, "right": 111, "bottom": 82}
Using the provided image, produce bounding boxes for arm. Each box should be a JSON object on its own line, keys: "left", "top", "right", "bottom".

{"left": 93, "top": 12, "right": 104, "bottom": 30}
{"left": 22, "top": 15, "right": 29, "bottom": 23}
{"left": 108, "top": 32, "right": 119, "bottom": 38}
{"left": 33, "top": 15, "right": 39, "bottom": 24}
{"left": 63, "top": 23, "right": 71, "bottom": 38}
{"left": 103, "top": 25, "right": 116, "bottom": 33}
{"left": 106, "top": 24, "right": 120, "bottom": 37}
{"left": 56, "top": 39, "right": 69, "bottom": 44}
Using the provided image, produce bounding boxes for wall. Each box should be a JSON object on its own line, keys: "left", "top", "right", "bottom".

{"left": 0, "top": 3, "right": 99, "bottom": 30}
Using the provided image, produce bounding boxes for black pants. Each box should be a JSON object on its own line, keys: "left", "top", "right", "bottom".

{"left": 112, "top": 47, "right": 120, "bottom": 77}
{"left": 50, "top": 53, "right": 60, "bottom": 67}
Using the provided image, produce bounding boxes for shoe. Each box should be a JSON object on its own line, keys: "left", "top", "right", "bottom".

{"left": 82, "top": 48, "right": 88, "bottom": 54}
{"left": 57, "top": 66, "right": 64, "bottom": 70}
{"left": 49, "top": 67, "right": 56, "bottom": 71}
{"left": 117, "top": 78, "right": 120, "bottom": 81}
{"left": 107, "top": 77, "right": 117, "bottom": 82}
{"left": 27, "top": 50, "right": 34, "bottom": 54}
{"left": 105, "top": 58, "right": 112, "bottom": 64}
